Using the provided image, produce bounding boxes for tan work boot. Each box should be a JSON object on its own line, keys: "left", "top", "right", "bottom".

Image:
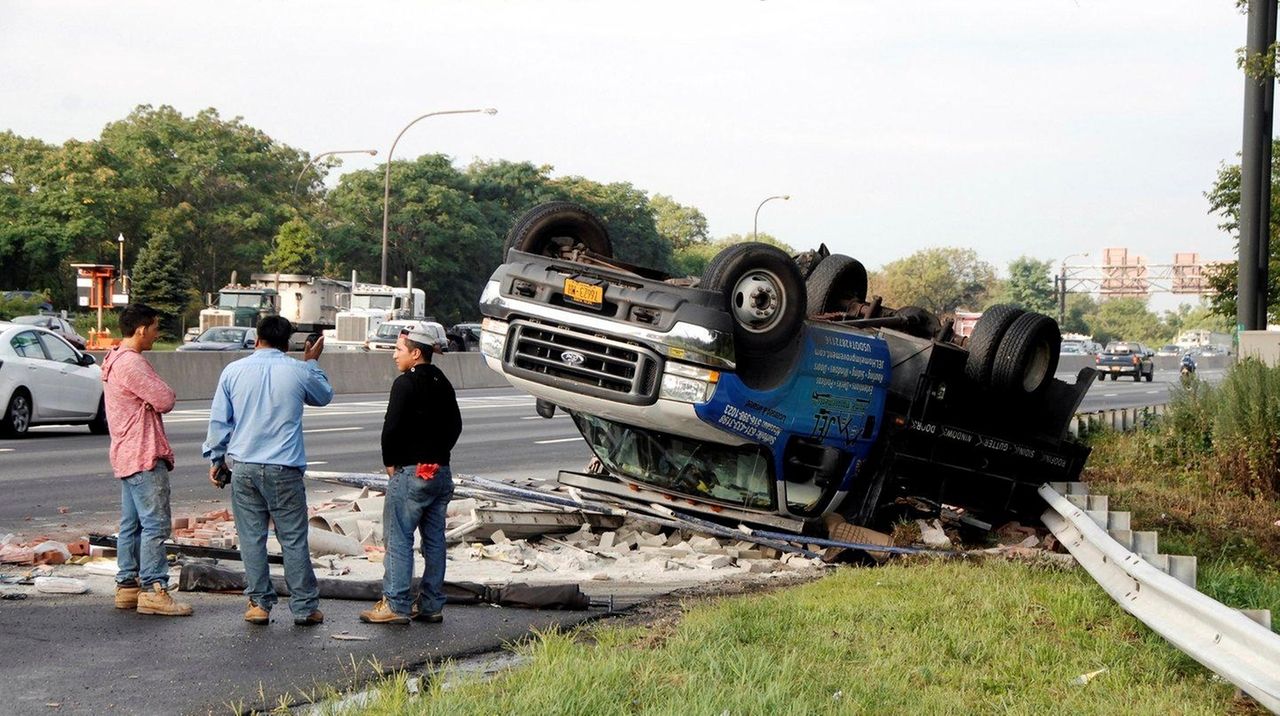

{"left": 244, "top": 600, "right": 270, "bottom": 625}
{"left": 136, "top": 583, "right": 193, "bottom": 617}
{"left": 360, "top": 597, "right": 410, "bottom": 625}
{"left": 114, "top": 584, "right": 141, "bottom": 610}
{"left": 294, "top": 609, "right": 324, "bottom": 627}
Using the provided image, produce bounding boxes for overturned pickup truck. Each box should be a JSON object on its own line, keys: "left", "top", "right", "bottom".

{"left": 479, "top": 202, "right": 1095, "bottom": 532}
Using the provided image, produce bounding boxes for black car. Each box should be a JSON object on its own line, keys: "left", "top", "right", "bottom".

{"left": 447, "top": 322, "right": 481, "bottom": 352}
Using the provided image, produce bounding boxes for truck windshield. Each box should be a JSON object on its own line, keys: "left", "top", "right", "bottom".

{"left": 218, "top": 292, "right": 267, "bottom": 309}
{"left": 571, "top": 413, "right": 776, "bottom": 510}
{"left": 351, "top": 295, "right": 394, "bottom": 310}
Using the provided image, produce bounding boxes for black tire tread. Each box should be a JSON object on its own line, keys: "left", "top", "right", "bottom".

{"left": 805, "top": 254, "right": 868, "bottom": 315}
{"left": 963, "top": 304, "right": 1025, "bottom": 385}
{"left": 503, "top": 201, "right": 612, "bottom": 259}
{"left": 990, "top": 312, "right": 1061, "bottom": 395}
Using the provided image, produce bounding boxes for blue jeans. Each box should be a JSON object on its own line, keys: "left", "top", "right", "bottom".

{"left": 117, "top": 465, "right": 172, "bottom": 588}
{"left": 382, "top": 466, "right": 454, "bottom": 616}
{"left": 230, "top": 462, "right": 319, "bottom": 618}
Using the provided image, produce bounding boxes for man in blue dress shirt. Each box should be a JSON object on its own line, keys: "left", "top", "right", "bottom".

{"left": 202, "top": 316, "right": 333, "bottom": 627}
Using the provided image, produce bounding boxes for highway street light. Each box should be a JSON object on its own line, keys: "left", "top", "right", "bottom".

{"left": 380, "top": 108, "right": 498, "bottom": 284}
{"left": 753, "top": 195, "right": 790, "bottom": 241}
{"left": 293, "top": 149, "right": 379, "bottom": 195}
{"left": 1058, "top": 252, "right": 1090, "bottom": 325}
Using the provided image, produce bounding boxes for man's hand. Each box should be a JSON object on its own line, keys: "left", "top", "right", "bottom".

{"left": 209, "top": 463, "right": 222, "bottom": 487}
{"left": 303, "top": 334, "right": 325, "bottom": 361}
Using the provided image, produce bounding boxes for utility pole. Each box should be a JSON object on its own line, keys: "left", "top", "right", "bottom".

{"left": 1238, "top": 0, "right": 1278, "bottom": 332}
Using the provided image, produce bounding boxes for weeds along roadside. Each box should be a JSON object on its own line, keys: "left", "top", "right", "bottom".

{"left": 1084, "top": 358, "right": 1280, "bottom": 613}
{"left": 321, "top": 563, "right": 1254, "bottom": 716}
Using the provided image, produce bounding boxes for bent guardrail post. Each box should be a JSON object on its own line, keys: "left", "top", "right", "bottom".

{"left": 1039, "top": 484, "right": 1280, "bottom": 712}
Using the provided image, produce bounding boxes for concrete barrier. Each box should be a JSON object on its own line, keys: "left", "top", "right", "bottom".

{"left": 93, "top": 350, "right": 509, "bottom": 401}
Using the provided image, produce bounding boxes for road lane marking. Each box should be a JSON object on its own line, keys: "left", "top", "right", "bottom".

{"left": 521, "top": 415, "right": 569, "bottom": 420}
{"left": 534, "top": 437, "right": 582, "bottom": 445}
{"left": 1103, "top": 393, "right": 1118, "bottom": 397}
{"left": 1145, "top": 390, "right": 1160, "bottom": 394}
{"left": 307, "top": 461, "right": 328, "bottom": 465}
{"left": 0, "top": 448, "right": 12, "bottom": 452}
{"left": 304, "top": 427, "right": 363, "bottom": 434}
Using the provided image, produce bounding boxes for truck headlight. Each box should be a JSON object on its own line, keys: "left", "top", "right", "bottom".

{"left": 480, "top": 318, "right": 508, "bottom": 359}
{"left": 659, "top": 362, "right": 719, "bottom": 404}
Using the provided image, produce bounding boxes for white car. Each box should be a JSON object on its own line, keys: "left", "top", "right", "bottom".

{"left": 0, "top": 321, "right": 106, "bottom": 436}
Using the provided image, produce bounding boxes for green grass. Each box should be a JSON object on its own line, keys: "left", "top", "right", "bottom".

{"left": 321, "top": 560, "right": 1260, "bottom": 716}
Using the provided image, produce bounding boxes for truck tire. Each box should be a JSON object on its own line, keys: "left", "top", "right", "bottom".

{"left": 990, "top": 312, "right": 1061, "bottom": 395}
{"left": 702, "top": 242, "right": 806, "bottom": 356}
{"left": 805, "top": 254, "right": 868, "bottom": 315}
{"left": 1145, "top": 367, "right": 1153, "bottom": 382}
{"left": 503, "top": 201, "right": 612, "bottom": 260}
{"left": 963, "top": 304, "right": 1025, "bottom": 386}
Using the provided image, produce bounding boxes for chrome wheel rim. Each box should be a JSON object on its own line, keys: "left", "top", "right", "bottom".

{"left": 731, "top": 270, "right": 784, "bottom": 334}
{"left": 10, "top": 395, "right": 30, "bottom": 433}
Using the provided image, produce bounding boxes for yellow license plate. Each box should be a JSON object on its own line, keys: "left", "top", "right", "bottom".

{"left": 563, "top": 278, "right": 603, "bottom": 307}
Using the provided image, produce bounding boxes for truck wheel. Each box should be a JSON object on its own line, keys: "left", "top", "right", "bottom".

{"left": 702, "top": 242, "right": 806, "bottom": 356}
{"left": 88, "top": 397, "right": 109, "bottom": 435}
{"left": 2, "top": 389, "right": 32, "bottom": 437}
{"left": 805, "top": 254, "right": 868, "bottom": 315}
{"left": 1096, "top": 373, "right": 1105, "bottom": 382}
{"left": 503, "top": 201, "right": 612, "bottom": 260}
{"left": 963, "top": 304, "right": 1025, "bottom": 386}
{"left": 1145, "top": 369, "right": 1153, "bottom": 382}
{"left": 1110, "top": 373, "right": 1118, "bottom": 381}
{"left": 990, "top": 312, "right": 1061, "bottom": 395}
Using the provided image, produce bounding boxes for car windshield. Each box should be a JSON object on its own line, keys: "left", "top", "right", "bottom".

{"left": 571, "top": 412, "right": 776, "bottom": 510}
{"left": 199, "top": 328, "right": 247, "bottom": 343}
{"left": 375, "top": 323, "right": 408, "bottom": 338}
{"left": 10, "top": 316, "right": 49, "bottom": 326}
{"left": 218, "top": 292, "right": 268, "bottom": 309}
{"left": 1105, "top": 342, "right": 1138, "bottom": 354}
{"left": 351, "top": 295, "right": 394, "bottom": 310}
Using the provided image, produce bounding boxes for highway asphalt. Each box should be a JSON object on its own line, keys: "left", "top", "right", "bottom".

{"left": 0, "top": 387, "right": 591, "bottom": 537}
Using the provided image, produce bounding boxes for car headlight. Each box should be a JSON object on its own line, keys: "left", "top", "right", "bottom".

{"left": 659, "top": 362, "right": 719, "bottom": 404}
{"left": 480, "top": 320, "right": 507, "bottom": 359}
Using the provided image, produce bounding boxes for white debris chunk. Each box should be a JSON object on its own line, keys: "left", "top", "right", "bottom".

{"left": 917, "top": 519, "right": 952, "bottom": 548}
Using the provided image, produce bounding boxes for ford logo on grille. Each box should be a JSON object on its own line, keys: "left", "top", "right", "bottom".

{"left": 560, "top": 350, "right": 586, "bottom": 366}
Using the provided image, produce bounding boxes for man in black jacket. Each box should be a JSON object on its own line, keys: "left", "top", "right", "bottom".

{"left": 360, "top": 324, "right": 462, "bottom": 625}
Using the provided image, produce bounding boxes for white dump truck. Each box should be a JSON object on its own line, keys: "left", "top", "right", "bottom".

{"left": 199, "top": 273, "right": 350, "bottom": 348}
{"left": 327, "top": 271, "right": 428, "bottom": 351}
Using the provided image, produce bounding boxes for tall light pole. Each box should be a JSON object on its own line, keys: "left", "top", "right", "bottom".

{"left": 753, "top": 194, "right": 790, "bottom": 241}
{"left": 1058, "top": 252, "right": 1089, "bottom": 326}
{"left": 381, "top": 108, "right": 498, "bottom": 284}
{"left": 294, "top": 149, "right": 378, "bottom": 195}
{"left": 117, "top": 232, "right": 126, "bottom": 297}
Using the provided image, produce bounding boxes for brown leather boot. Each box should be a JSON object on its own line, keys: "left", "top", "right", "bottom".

{"left": 136, "top": 583, "right": 193, "bottom": 617}
{"left": 360, "top": 597, "right": 410, "bottom": 625}
{"left": 114, "top": 584, "right": 141, "bottom": 610}
{"left": 244, "top": 600, "right": 270, "bottom": 625}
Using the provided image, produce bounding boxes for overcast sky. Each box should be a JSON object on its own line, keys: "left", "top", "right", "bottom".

{"left": 0, "top": 1, "right": 1252, "bottom": 294}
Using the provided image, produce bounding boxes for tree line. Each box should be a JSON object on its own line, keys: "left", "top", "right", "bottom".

{"left": 0, "top": 104, "right": 1246, "bottom": 342}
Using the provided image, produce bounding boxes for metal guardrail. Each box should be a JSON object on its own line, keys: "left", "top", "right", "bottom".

{"left": 1068, "top": 404, "right": 1166, "bottom": 437}
{"left": 1040, "top": 483, "right": 1280, "bottom": 712}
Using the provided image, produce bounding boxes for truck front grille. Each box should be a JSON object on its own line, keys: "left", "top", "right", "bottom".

{"left": 337, "top": 315, "right": 370, "bottom": 342}
{"left": 506, "top": 321, "right": 660, "bottom": 405}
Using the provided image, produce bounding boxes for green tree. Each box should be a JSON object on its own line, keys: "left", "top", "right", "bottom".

{"left": 1090, "top": 297, "right": 1164, "bottom": 345}
{"left": 97, "top": 105, "right": 308, "bottom": 296}
{"left": 991, "top": 257, "right": 1056, "bottom": 314}
{"left": 877, "top": 247, "right": 997, "bottom": 315}
{"left": 1204, "top": 141, "right": 1280, "bottom": 324}
{"left": 650, "top": 194, "right": 709, "bottom": 251}
{"left": 130, "top": 231, "right": 193, "bottom": 339}
{"left": 263, "top": 216, "right": 319, "bottom": 274}
{"left": 1061, "top": 293, "right": 1099, "bottom": 336}
{"left": 672, "top": 232, "right": 793, "bottom": 278}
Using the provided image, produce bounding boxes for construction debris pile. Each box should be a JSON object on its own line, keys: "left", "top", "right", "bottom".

{"left": 0, "top": 473, "right": 1073, "bottom": 606}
